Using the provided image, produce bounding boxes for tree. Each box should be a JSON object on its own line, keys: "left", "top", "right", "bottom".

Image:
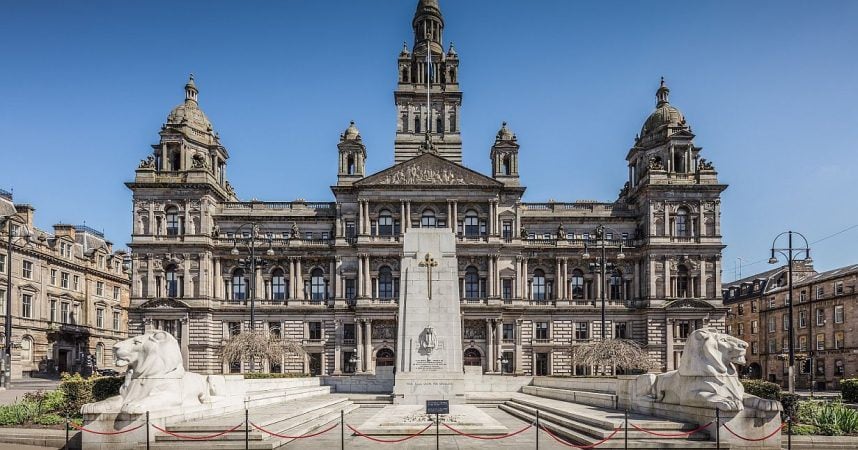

{"left": 220, "top": 331, "right": 305, "bottom": 373}
{"left": 571, "top": 339, "right": 657, "bottom": 374}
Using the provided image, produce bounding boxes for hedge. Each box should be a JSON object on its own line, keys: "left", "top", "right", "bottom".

{"left": 59, "top": 373, "right": 123, "bottom": 417}
{"left": 742, "top": 379, "right": 781, "bottom": 401}
{"left": 841, "top": 379, "right": 858, "bottom": 402}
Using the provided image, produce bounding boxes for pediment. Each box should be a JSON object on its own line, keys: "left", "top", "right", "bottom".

{"left": 355, "top": 153, "right": 502, "bottom": 188}
{"left": 664, "top": 298, "right": 715, "bottom": 310}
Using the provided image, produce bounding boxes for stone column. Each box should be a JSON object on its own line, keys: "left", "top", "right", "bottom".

{"left": 495, "top": 319, "right": 503, "bottom": 371}
{"left": 649, "top": 258, "right": 657, "bottom": 299}
{"left": 296, "top": 257, "right": 303, "bottom": 299}
{"left": 515, "top": 320, "right": 523, "bottom": 374}
{"left": 146, "top": 258, "right": 155, "bottom": 298}
{"left": 365, "top": 319, "right": 373, "bottom": 374}
{"left": 406, "top": 201, "right": 411, "bottom": 230}
{"left": 356, "top": 256, "right": 364, "bottom": 297}
{"left": 494, "top": 256, "right": 501, "bottom": 297}
{"left": 335, "top": 257, "right": 343, "bottom": 301}
{"left": 213, "top": 257, "right": 222, "bottom": 299}
{"left": 452, "top": 201, "right": 458, "bottom": 235}
{"left": 487, "top": 257, "right": 494, "bottom": 297}
{"left": 699, "top": 262, "right": 707, "bottom": 298}
{"left": 364, "top": 255, "right": 371, "bottom": 298}
{"left": 634, "top": 260, "right": 641, "bottom": 299}
{"left": 666, "top": 318, "right": 675, "bottom": 371}
{"left": 355, "top": 318, "right": 364, "bottom": 373}
{"left": 486, "top": 319, "right": 494, "bottom": 373}
{"left": 333, "top": 320, "right": 342, "bottom": 375}
{"left": 447, "top": 201, "right": 453, "bottom": 231}
{"left": 329, "top": 260, "right": 336, "bottom": 299}
{"left": 400, "top": 201, "right": 406, "bottom": 235}
{"left": 555, "top": 258, "right": 562, "bottom": 300}
{"left": 522, "top": 258, "right": 529, "bottom": 299}
{"left": 358, "top": 201, "right": 364, "bottom": 235}
{"left": 516, "top": 257, "right": 523, "bottom": 298}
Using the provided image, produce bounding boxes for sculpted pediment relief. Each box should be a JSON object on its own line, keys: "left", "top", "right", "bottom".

{"left": 356, "top": 153, "right": 501, "bottom": 188}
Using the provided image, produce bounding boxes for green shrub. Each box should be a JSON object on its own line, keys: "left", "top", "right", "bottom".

{"left": 797, "top": 400, "right": 858, "bottom": 436}
{"left": 841, "top": 379, "right": 858, "bottom": 402}
{"left": 33, "top": 413, "right": 65, "bottom": 425}
{"left": 58, "top": 373, "right": 93, "bottom": 416}
{"left": 243, "top": 372, "right": 310, "bottom": 379}
{"left": 92, "top": 376, "right": 123, "bottom": 401}
{"left": 788, "top": 423, "right": 816, "bottom": 435}
{"left": 742, "top": 379, "right": 781, "bottom": 400}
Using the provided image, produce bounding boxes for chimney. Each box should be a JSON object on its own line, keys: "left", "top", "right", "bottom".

{"left": 53, "top": 224, "right": 76, "bottom": 240}
{"left": 14, "top": 204, "right": 35, "bottom": 228}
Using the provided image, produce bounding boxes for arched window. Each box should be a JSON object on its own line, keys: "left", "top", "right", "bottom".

{"left": 20, "top": 336, "right": 33, "bottom": 364}
{"left": 610, "top": 269, "right": 623, "bottom": 300}
{"left": 464, "top": 348, "right": 482, "bottom": 366}
{"left": 232, "top": 268, "right": 247, "bottom": 301}
{"left": 272, "top": 269, "right": 286, "bottom": 300}
{"left": 376, "top": 348, "right": 395, "bottom": 367}
{"left": 311, "top": 268, "right": 326, "bottom": 300}
{"left": 414, "top": 115, "right": 421, "bottom": 133}
{"left": 502, "top": 156, "right": 511, "bottom": 176}
{"left": 378, "top": 210, "right": 394, "bottom": 236}
{"left": 165, "top": 207, "right": 180, "bottom": 236}
{"left": 95, "top": 343, "right": 104, "bottom": 367}
{"left": 570, "top": 269, "right": 585, "bottom": 299}
{"left": 450, "top": 111, "right": 457, "bottom": 132}
{"left": 401, "top": 67, "right": 408, "bottom": 82}
{"left": 379, "top": 266, "right": 394, "bottom": 299}
{"left": 347, "top": 155, "right": 356, "bottom": 175}
{"left": 464, "top": 210, "right": 479, "bottom": 237}
{"left": 677, "top": 265, "right": 689, "bottom": 298}
{"left": 170, "top": 150, "right": 181, "bottom": 172}
{"left": 421, "top": 210, "right": 436, "bottom": 228}
{"left": 464, "top": 266, "right": 480, "bottom": 299}
{"left": 436, "top": 116, "right": 444, "bottom": 133}
{"left": 532, "top": 269, "right": 546, "bottom": 300}
{"left": 165, "top": 264, "right": 179, "bottom": 298}
{"left": 675, "top": 208, "right": 689, "bottom": 236}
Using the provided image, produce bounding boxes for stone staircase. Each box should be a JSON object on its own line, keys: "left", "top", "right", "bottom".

{"left": 149, "top": 382, "right": 358, "bottom": 450}
{"left": 347, "top": 393, "right": 394, "bottom": 408}
{"left": 499, "top": 377, "right": 729, "bottom": 449}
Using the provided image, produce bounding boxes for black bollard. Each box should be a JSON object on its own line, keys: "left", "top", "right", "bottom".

{"left": 715, "top": 407, "right": 721, "bottom": 450}
{"left": 787, "top": 415, "right": 792, "bottom": 450}
{"left": 341, "top": 409, "right": 345, "bottom": 450}
{"left": 535, "top": 409, "right": 540, "bottom": 450}
{"left": 245, "top": 409, "right": 249, "bottom": 450}
{"left": 624, "top": 409, "right": 628, "bottom": 450}
{"left": 435, "top": 412, "right": 440, "bottom": 450}
{"left": 65, "top": 412, "right": 69, "bottom": 450}
{"left": 146, "top": 411, "right": 150, "bottom": 450}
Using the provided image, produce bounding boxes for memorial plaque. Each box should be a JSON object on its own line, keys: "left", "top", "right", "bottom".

{"left": 426, "top": 400, "right": 449, "bottom": 415}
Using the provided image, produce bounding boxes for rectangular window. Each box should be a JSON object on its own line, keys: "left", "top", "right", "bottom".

{"left": 227, "top": 321, "right": 241, "bottom": 336}
{"left": 738, "top": 305, "right": 744, "bottom": 315}
{"left": 738, "top": 323, "right": 744, "bottom": 335}
{"left": 502, "top": 221, "right": 512, "bottom": 239}
{"left": 751, "top": 342, "right": 758, "bottom": 355}
{"left": 96, "top": 281, "right": 104, "bottom": 296}
{"left": 799, "top": 290, "right": 807, "bottom": 302}
{"left": 751, "top": 320, "right": 758, "bottom": 334}
{"left": 535, "top": 322, "right": 549, "bottom": 340}
{"left": 345, "top": 279, "right": 356, "bottom": 300}
{"left": 798, "top": 310, "right": 807, "bottom": 328}
{"left": 61, "top": 272, "right": 69, "bottom": 289}
{"left": 768, "top": 339, "right": 776, "bottom": 354}
{"left": 73, "top": 275, "right": 80, "bottom": 291}
{"left": 96, "top": 308, "right": 104, "bottom": 328}
{"left": 798, "top": 335, "right": 807, "bottom": 352}
{"left": 816, "top": 308, "right": 825, "bottom": 326}
{"left": 575, "top": 322, "right": 589, "bottom": 340}
{"left": 769, "top": 297, "right": 775, "bottom": 308}
{"left": 113, "top": 311, "right": 120, "bottom": 330}
{"left": 305, "top": 232, "right": 313, "bottom": 240}
{"left": 343, "top": 323, "right": 355, "bottom": 342}
{"left": 0, "top": 253, "right": 5, "bottom": 272}
{"left": 50, "top": 299, "right": 56, "bottom": 323}
{"left": 50, "top": 269, "right": 57, "bottom": 285}
{"left": 834, "top": 305, "right": 844, "bottom": 324}
{"left": 615, "top": 322, "right": 628, "bottom": 339}
{"left": 835, "top": 331, "right": 844, "bottom": 349}
{"left": 345, "top": 221, "right": 356, "bottom": 238}
{"left": 835, "top": 282, "right": 844, "bottom": 296}
{"left": 816, "top": 333, "right": 825, "bottom": 351}
{"left": 677, "top": 321, "right": 691, "bottom": 339}
{"left": 22, "top": 260, "right": 32, "bottom": 279}
{"left": 816, "top": 360, "right": 826, "bottom": 377}
{"left": 816, "top": 286, "right": 824, "bottom": 299}
{"left": 768, "top": 317, "right": 776, "bottom": 333}
{"left": 21, "top": 294, "right": 32, "bottom": 318}
{"left": 783, "top": 314, "right": 789, "bottom": 331}
{"left": 113, "top": 286, "right": 120, "bottom": 300}
{"left": 836, "top": 359, "right": 845, "bottom": 376}
{"left": 502, "top": 323, "right": 514, "bottom": 341}
{"left": 751, "top": 301, "right": 758, "bottom": 312}
{"left": 502, "top": 279, "right": 513, "bottom": 299}
{"left": 61, "top": 302, "right": 69, "bottom": 324}
{"left": 308, "top": 322, "right": 322, "bottom": 340}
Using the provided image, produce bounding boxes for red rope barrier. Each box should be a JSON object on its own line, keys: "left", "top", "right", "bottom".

{"left": 723, "top": 422, "right": 785, "bottom": 442}
{"left": 68, "top": 421, "right": 145, "bottom": 435}
{"left": 540, "top": 425, "right": 621, "bottom": 449}
{"left": 251, "top": 421, "right": 339, "bottom": 439}
{"left": 442, "top": 422, "right": 533, "bottom": 440}
{"left": 631, "top": 421, "right": 712, "bottom": 437}
{"left": 347, "top": 423, "right": 433, "bottom": 443}
{"left": 151, "top": 422, "right": 244, "bottom": 440}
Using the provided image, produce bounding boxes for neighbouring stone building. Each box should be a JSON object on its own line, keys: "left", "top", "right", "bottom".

{"left": 126, "top": 0, "right": 728, "bottom": 377}
{"left": 724, "top": 262, "right": 858, "bottom": 390}
{"left": 0, "top": 190, "right": 131, "bottom": 379}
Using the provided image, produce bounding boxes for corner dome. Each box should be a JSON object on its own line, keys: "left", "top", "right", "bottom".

{"left": 639, "top": 78, "right": 687, "bottom": 143}
{"left": 166, "top": 74, "right": 213, "bottom": 133}
{"left": 341, "top": 121, "right": 361, "bottom": 141}
{"left": 496, "top": 121, "right": 516, "bottom": 142}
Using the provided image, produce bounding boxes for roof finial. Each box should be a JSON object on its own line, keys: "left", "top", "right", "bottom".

{"left": 185, "top": 73, "right": 199, "bottom": 103}
{"left": 656, "top": 76, "right": 670, "bottom": 106}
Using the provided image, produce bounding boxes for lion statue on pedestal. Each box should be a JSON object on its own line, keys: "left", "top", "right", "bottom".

{"left": 635, "top": 328, "right": 779, "bottom": 412}
{"left": 82, "top": 331, "right": 225, "bottom": 415}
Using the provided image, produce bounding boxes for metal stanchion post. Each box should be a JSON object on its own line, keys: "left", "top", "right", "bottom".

{"left": 65, "top": 412, "right": 70, "bottom": 450}
{"left": 341, "top": 409, "right": 345, "bottom": 450}
{"left": 245, "top": 409, "right": 249, "bottom": 450}
{"left": 536, "top": 409, "right": 540, "bottom": 450}
{"left": 146, "top": 411, "right": 150, "bottom": 450}
{"left": 787, "top": 415, "right": 792, "bottom": 450}
{"left": 624, "top": 409, "right": 628, "bottom": 449}
{"left": 715, "top": 407, "right": 721, "bottom": 450}
{"left": 435, "top": 413, "right": 439, "bottom": 450}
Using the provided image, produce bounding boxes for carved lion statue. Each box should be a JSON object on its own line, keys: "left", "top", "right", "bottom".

{"left": 82, "top": 331, "right": 225, "bottom": 415}
{"left": 635, "top": 328, "right": 780, "bottom": 412}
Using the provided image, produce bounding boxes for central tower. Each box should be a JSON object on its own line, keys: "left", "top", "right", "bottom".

{"left": 394, "top": 0, "right": 463, "bottom": 164}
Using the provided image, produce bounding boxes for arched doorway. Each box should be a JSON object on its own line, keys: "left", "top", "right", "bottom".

{"left": 376, "top": 348, "right": 395, "bottom": 366}
{"left": 464, "top": 348, "right": 482, "bottom": 366}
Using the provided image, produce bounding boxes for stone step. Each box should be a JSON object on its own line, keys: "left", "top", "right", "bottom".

{"left": 523, "top": 384, "right": 618, "bottom": 409}
{"left": 500, "top": 403, "right": 724, "bottom": 449}
{"left": 346, "top": 393, "right": 393, "bottom": 405}
{"left": 244, "top": 385, "right": 332, "bottom": 409}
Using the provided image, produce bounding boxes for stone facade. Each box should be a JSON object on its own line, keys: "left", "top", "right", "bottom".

{"left": 724, "top": 262, "right": 858, "bottom": 390}
{"left": 126, "top": 0, "right": 727, "bottom": 377}
{"left": 0, "top": 190, "right": 131, "bottom": 379}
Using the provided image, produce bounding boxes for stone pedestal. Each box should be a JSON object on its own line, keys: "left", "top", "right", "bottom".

{"left": 394, "top": 229, "right": 464, "bottom": 405}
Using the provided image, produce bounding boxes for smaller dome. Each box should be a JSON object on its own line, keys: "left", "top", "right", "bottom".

{"left": 342, "top": 121, "right": 361, "bottom": 141}
{"left": 447, "top": 42, "right": 458, "bottom": 57}
{"left": 496, "top": 121, "right": 516, "bottom": 141}
{"left": 639, "top": 78, "right": 687, "bottom": 142}
{"left": 167, "top": 74, "right": 213, "bottom": 133}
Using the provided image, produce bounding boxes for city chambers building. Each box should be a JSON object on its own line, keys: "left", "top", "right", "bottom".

{"left": 126, "top": 0, "right": 728, "bottom": 377}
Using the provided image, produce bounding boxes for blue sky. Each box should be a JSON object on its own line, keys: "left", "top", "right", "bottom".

{"left": 1, "top": 0, "right": 856, "bottom": 282}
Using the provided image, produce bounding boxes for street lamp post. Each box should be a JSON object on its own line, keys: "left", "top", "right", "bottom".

{"left": 768, "top": 230, "right": 811, "bottom": 394}
{"left": 230, "top": 222, "right": 274, "bottom": 373}
{"left": 583, "top": 225, "right": 625, "bottom": 340}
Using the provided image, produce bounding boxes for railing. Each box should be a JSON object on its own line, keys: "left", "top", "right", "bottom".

{"left": 522, "top": 202, "right": 632, "bottom": 213}
{"left": 532, "top": 338, "right": 553, "bottom": 345}
{"left": 221, "top": 201, "right": 335, "bottom": 211}
{"left": 74, "top": 225, "right": 105, "bottom": 238}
